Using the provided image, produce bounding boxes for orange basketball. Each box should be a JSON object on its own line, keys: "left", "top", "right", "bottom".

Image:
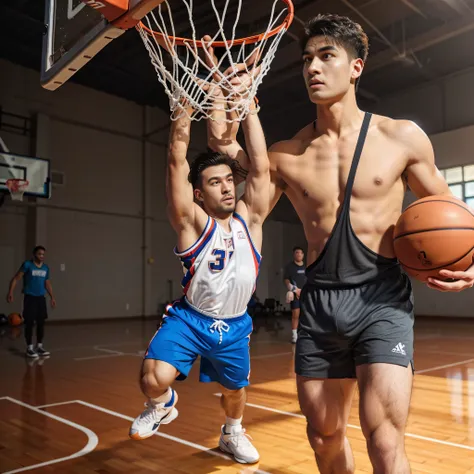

{"left": 393, "top": 195, "right": 474, "bottom": 282}
{"left": 8, "top": 313, "right": 23, "bottom": 327}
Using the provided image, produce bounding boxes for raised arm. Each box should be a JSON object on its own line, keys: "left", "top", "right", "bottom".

{"left": 166, "top": 112, "right": 197, "bottom": 232}
{"left": 207, "top": 94, "right": 283, "bottom": 215}
{"left": 236, "top": 103, "right": 271, "bottom": 226}
{"left": 206, "top": 91, "right": 250, "bottom": 184}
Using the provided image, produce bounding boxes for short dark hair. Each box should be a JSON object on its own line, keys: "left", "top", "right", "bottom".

{"left": 188, "top": 149, "right": 238, "bottom": 189}
{"left": 293, "top": 246, "right": 304, "bottom": 253}
{"left": 300, "top": 14, "right": 369, "bottom": 63}
{"left": 33, "top": 246, "right": 46, "bottom": 254}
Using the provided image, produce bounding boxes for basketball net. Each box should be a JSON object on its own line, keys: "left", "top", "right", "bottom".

{"left": 6, "top": 179, "right": 29, "bottom": 201}
{"left": 137, "top": 0, "right": 293, "bottom": 122}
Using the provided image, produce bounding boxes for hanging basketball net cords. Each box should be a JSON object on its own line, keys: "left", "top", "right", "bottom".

{"left": 136, "top": 0, "right": 294, "bottom": 122}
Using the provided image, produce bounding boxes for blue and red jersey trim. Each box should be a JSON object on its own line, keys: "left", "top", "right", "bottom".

{"left": 174, "top": 217, "right": 217, "bottom": 293}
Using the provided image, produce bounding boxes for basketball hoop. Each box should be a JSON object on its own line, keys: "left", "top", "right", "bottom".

{"left": 6, "top": 179, "right": 29, "bottom": 201}
{"left": 136, "top": 0, "right": 294, "bottom": 122}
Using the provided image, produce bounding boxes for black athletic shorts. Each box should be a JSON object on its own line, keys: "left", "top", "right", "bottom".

{"left": 295, "top": 272, "right": 414, "bottom": 379}
{"left": 23, "top": 295, "right": 48, "bottom": 323}
{"left": 290, "top": 299, "right": 300, "bottom": 310}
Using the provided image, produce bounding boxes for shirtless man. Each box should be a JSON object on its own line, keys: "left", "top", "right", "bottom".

{"left": 207, "top": 13, "right": 474, "bottom": 474}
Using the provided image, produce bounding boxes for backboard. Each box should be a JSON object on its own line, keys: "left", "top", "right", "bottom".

{"left": 0, "top": 153, "right": 51, "bottom": 199}
{"left": 41, "top": 0, "right": 125, "bottom": 90}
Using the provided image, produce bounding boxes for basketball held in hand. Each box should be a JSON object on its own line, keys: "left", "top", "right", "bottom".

{"left": 393, "top": 195, "right": 474, "bottom": 282}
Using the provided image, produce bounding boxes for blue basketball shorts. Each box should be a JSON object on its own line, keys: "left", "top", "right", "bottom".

{"left": 144, "top": 299, "right": 253, "bottom": 391}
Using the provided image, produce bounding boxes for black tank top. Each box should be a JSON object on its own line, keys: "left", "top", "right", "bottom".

{"left": 305, "top": 112, "right": 401, "bottom": 289}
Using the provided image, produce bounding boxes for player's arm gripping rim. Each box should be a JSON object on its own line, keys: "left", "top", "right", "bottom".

{"left": 236, "top": 103, "right": 271, "bottom": 230}
{"left": 206, "top": 90, "right": 250, "bottom": 186}
{"left": 398, "top": 119, "right": 474, "bottom": 291}
{"left": 207, "top": 100, "right": 283, "bottom": 223}
{"left": 203, "top": 37, "right": 283, "bottom": 217}
{"left": 207, "top": 94, "right": 270, "bottom": 248}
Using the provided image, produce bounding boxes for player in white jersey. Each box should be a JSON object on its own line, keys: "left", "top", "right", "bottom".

{"left": 129, "top": 96, "right": 270, "bottom": 465}
{"left": 177, "top": 212, "right": 260, "bottom": 318}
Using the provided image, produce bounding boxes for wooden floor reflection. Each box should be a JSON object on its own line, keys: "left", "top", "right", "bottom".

{"left": 1, "top": 315, "right": 474, "bottom": 473}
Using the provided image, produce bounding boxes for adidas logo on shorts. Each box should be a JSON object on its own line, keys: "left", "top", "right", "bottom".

{"left": 391, "top": 343, "right": 406, "bottom": 356}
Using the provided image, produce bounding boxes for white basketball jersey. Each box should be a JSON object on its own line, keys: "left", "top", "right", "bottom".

{"left": 175, "top": 213, "right": 261, "bottom": 319}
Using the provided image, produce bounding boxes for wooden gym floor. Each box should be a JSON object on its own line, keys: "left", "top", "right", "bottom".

{"left": 1, "top": 315, "right": 474, "bottom": 473}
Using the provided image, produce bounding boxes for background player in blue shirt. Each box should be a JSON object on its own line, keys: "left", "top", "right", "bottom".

{"left": 7, "top": 246, "right": 56, "bottom": 358}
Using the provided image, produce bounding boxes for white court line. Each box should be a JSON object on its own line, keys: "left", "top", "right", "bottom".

{"left": 36, "top": 400, "right": 77, "bottom": 409}
{"left": 73, "top": 342, "right": 138, "bottom": 360}
{"left": 0, "top": 397, "right": 98, "bottom": 474}
{"left": 213, "top": 394, "right": 474, "bottom": 452}
{"left": 94, "top": 345, "right": 124, "bottom": 355}
{"left": 0, "top": 339, "right": 144, "bottom": 355}
{"left": 74, "top": 353, "right": 125, "bottom": 361}
{"left": 251, "top": 352, "right": 293, "bottom": 360}
{"left": 1, "top": 397, "right": 271, "bottom": 473}
{"left": 74, "top": 400, "right": 271, "bottom": 474}
{"left": 416, "top": 358, "right": 474, "bottom": 374}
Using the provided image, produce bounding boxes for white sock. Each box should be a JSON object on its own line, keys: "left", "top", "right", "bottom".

{"left": 150, "top": 387, "right": 173, "bottom": 407}
{"left": 292, "top": 329, "right": 297, "bottom": 337}
{"left": 37, "top": 343, "right": 43, "bottom": 349}
{"left": 225, "top": 416, "right": 243, "bottom": 434}
{"left": 27, "top": 344, "right": 33, "bottom": 351}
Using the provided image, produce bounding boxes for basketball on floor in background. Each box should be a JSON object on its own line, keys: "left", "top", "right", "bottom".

{"left": 8, "top": 313, "right": 24, "bottom": 327}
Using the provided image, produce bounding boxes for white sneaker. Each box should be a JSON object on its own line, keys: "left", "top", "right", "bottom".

{"left": 291, "top": 332, "right": 297, "bottom": 344}
{"left": 129, "top": 390, "right": 179, "bottom": 440}
{"left": 219, "top": 425, "right": 260, "bottom": 464}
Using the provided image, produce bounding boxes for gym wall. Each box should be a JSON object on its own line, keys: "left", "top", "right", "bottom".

{"left": 0, "top": 59, "right": 305, "bottom": 321}
{"left": 1, "top": 59, "right": 473, "bottom": 319}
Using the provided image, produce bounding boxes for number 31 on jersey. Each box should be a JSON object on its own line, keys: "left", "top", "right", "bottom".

{"left": 209, "top": 249, "right": 234, "bottom": 272}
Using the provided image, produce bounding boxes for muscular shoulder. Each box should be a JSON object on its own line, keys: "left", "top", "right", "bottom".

{"left": 268, "top": 121, "right": 315, "bottom": 165}
{"left": 375, "top": 115, "right": 429, "bottom": 147}
{"left": 374, "top": 114, "right": 433, "bottom": 164}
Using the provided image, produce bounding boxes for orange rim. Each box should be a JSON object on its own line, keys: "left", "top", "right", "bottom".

{"left": 137, "top": 0, "right": 294, "bottom": 47}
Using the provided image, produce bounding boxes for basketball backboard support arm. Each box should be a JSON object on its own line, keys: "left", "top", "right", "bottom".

{"left": 41, "top": 0, "right": 165, "bottom": 91}
{"left": 0, "top": 136, "right": 9, "bottom": 153}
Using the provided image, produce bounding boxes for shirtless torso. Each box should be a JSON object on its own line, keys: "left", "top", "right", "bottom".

{"left": 269, "top": 112, "right": 441, "bottom": 267}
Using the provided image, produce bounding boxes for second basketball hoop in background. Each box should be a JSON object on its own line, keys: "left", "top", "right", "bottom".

{"left": 6, "top": 179, "right": 29, "bottom": 201}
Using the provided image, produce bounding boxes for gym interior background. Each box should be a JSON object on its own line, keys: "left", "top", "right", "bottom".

{"left": 1, "top": 0, "right": 474, "bottom": 321}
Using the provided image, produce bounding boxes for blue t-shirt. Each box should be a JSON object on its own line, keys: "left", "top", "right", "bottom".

{"left": 21, "top": 260, "right": 50, "bottom": 297}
